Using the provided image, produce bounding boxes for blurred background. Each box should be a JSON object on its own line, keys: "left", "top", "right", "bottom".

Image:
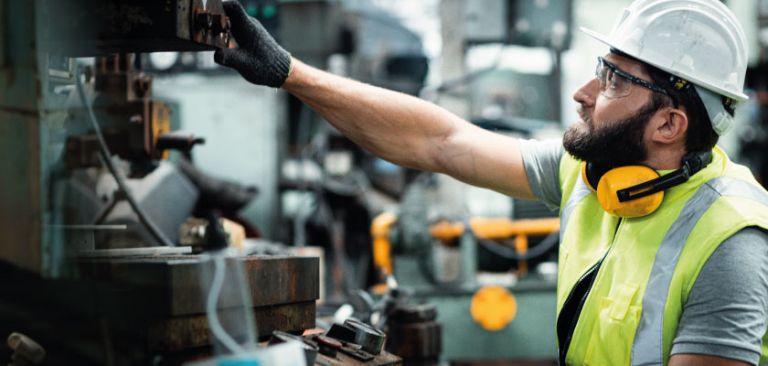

{"left": 1, "top": 0, "right": 766, "bottom": 365}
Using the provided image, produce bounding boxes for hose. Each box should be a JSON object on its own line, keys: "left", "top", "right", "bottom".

{"left": 205, "top": 254, "right": 248, "bottom": 356}
{"left": 477, "top": 231, "right": 560, "bottom": 261}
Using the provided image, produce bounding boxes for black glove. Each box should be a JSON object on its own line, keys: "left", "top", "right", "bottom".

{"left": 214, "top": 1, "right": 292, "bottom": 87}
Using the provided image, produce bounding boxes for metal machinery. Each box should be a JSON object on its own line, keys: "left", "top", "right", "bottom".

{"left": 0, "top": 1, "right": 404, "bottom": 365}
{"left": 371, "top": 195, "right": 560, "bottom": 365}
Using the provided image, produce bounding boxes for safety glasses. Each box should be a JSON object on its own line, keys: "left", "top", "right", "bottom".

{"left": 595, "top": 57, "right": 670, "bottom": 99}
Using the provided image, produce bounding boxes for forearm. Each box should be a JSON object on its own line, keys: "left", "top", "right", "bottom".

{"left": 283, "top": 59, "right": 463, "bottom": 172}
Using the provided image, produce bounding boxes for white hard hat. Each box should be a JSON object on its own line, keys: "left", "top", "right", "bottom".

{"left": 581, "top": 0, "right": 749, "bottom": 134}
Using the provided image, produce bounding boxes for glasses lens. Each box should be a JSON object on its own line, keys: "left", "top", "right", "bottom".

{"left": 596, "top": 59, "right": 607, "bottom": 90}
{"left": 596, "top": 58, "right": 631, "bottom": 99}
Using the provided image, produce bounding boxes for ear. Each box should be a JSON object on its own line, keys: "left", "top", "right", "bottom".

{"left": 649, "top": 107, "right": 688, "bottom": 144}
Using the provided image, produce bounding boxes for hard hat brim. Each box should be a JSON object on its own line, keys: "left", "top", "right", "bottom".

{"left": 579, "top": 26, "right": 749, "bottom": 102}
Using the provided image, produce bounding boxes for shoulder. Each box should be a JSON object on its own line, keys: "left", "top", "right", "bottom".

{"left": 519, "top": 139, "right": 565, "bottom": 210}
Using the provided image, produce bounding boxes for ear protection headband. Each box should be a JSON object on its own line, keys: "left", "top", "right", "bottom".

{"left": 580, "top": 151, "right": 712, "bottom": 218}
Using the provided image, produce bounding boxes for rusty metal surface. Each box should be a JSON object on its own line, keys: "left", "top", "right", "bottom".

{"left": 301, "top": 332, "right": 402, "bottom": 366}
{"left": 385, "top": 322, "right": 440, "bottom": 364}
{"left": 316, "top": 349, "right": 402, "bottom": 366}
{"left": 300, "top": 323, "right": 403, "bottom": 366}
{"left": 78, "top": 255, "right": 320, "bottom": 315}
{"left": 148, "top": 301, "right": 316, "bottom": 351}
{"left": 76, "top": 255, "right": 319, "bottom": 352}
{"left": 190, "top": 0, "right": 231, "bottom": 47}
{"left": 385, "top": 304, "right": 441, "bottom": 364}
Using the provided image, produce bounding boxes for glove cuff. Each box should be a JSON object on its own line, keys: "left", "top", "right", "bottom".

{"left": 266, "top": 48, "right": 292, "bottom": 88}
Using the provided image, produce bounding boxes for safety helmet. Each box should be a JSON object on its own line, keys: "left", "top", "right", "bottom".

{"left": 581, "top": 0, "right": 749, "bottom": 135}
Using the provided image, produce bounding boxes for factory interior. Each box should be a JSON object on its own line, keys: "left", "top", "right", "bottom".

{"left": 1, "top": 0, "right": 768, "bottom": 365}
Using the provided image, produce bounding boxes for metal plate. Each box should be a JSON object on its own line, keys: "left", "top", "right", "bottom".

{"left": 148, "top": 301, "right": 316, "bottom": 351}
{"left": 78, "top": 254, "right": 319, "bottom": 350}
{"left": 78, "top": 255, "right": 320, "bottom": 315}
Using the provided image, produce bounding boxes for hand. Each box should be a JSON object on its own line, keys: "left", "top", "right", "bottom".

{"left": 214, "top": 1, "right": 292, "bottom": 87}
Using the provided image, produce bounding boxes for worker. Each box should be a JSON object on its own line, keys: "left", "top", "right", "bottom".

{"left": 214, "top": 0, "right": 768, "bottom": 365}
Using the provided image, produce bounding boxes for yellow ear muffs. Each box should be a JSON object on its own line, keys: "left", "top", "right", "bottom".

{"left": 581, "top": 164, "right": 596, "bottom": 191}
{"left": 580, "top": 161, "right": 610, "bottom": 192}
{"left": 596, "top": 166, "right": 664, "bottom": 218}
{"left": 578, "top": 151, "right": 712, "bottom": 218}
{"left": 580, "top": 162, "right": 664, "bottom": 218}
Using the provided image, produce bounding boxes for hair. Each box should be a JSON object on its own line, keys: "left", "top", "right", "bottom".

{"left": 610, "top": 49, "right": 719, "bottom": 152}
{"left": 643, "top": 64, "right": 719, "bottom": 152}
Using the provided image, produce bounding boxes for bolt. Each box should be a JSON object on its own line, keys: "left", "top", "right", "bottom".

{"left": 194, "top": 9, "right": 213, "bottom": 31}
{"left": 211, "top": 14, "right": 226, "bottom": 34}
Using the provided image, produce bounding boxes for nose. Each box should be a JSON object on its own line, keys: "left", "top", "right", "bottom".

{"left": 573, "top": 78, "right": 598, "bottom": 107}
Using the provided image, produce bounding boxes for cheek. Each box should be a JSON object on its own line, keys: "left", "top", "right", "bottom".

{"left": 641, "top": 119, "right": 656, "bottom": 142}
{"left": 592, "top": 97, "right": 637, "bottom": 126}
{"left": 590, "top": 105, "right": 610, "bottom": 129}
{"left": 591, "top": 96, "right": 612, "bottom": 122}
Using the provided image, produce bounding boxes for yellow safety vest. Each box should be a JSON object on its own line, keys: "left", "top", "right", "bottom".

{"left": 556, "top": 146, "right": 768, "bottom": 366}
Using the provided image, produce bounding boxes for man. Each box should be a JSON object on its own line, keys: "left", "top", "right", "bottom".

{"left": 214, "top": 0, "right": 768, "bottom": 364}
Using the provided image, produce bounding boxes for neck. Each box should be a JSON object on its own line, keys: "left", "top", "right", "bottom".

{"left": 643, "top": 145, "right": 687, "bottom": 170}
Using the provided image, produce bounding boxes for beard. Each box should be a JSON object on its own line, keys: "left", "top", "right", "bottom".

{"left": 563, "top": 97, "right": 664, "bottom": 167}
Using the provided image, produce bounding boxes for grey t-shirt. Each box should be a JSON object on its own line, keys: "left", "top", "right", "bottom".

{"left": 520, "top": 139, "right": 768, "bottom": 365}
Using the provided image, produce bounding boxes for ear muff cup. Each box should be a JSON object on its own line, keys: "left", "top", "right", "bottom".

{"left": 580, "top": 162, "right": 665, "bottom": 218}
{"left": 581, "top": 161, "right": 611, "bottom": 192}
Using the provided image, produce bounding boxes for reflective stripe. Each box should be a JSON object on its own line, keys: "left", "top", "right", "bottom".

{"left": 561, "top": 177, "right": 592, "bottom": 237}
{"left": 631, "top": 177, "right": 768, "bottom": 366}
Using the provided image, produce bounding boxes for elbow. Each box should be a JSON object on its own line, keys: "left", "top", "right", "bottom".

{"left": 426, "top": 129, "right": 460, "bottom": 175}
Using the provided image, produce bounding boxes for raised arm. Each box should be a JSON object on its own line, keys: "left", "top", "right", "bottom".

{"left": 214, "top": 1, "right": 535, "bottom": 199}
{"left": 283, "top": 60, "right": 534, "bottom": 198}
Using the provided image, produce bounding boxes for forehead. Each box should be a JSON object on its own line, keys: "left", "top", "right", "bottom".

{"left": 603, "top": 53, "right": 651, "bottom": 80}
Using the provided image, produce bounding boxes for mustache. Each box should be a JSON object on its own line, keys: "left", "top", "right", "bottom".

{"left": 577, "top": 107, "right": 592, "bottom": 126}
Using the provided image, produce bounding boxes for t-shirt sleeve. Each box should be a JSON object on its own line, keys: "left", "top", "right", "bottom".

{"left": 519, "top": 138, "right": 564, "bottom": 210}
{"left": 671, "top": 227, "right": 768, "bottom": 365}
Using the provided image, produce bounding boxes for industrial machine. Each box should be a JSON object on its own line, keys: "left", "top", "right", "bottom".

{"left": 0, "top": 1, "right": 351, "bottom": 364}
{"left": 370, "top": 193, "right": 560, "bottom": 364}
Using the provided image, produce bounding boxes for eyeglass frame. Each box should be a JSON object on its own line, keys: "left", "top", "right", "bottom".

{"left": 595, "top": 56, "right": 673, "bottom": 100}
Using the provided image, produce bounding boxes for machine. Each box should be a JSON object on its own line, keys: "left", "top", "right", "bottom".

{"left": 0, "top": 1, "right": 403, "bottom": 365}
{"left": 370, "top": 186, "right": 560, "bottom": 364}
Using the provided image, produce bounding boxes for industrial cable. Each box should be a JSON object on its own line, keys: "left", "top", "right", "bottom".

{"left": 205, "top": 254, "right": 248, "bottom": 356}
{"left": 477, "top": 231, "right": 560, "bottom": 261}
{"left": 74, "top": 64, "right": 174, "bottom": 247}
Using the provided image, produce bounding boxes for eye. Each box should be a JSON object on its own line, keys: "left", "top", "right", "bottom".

{"left": 606, "top": 70, "right": 622, "bottom": 90}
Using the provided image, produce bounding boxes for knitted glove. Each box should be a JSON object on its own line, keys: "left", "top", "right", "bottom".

{"left": 214, "top": 1, "right": 292, "bottom": 87}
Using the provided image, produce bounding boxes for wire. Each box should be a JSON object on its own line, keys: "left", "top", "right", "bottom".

{"left": 205, "top": 254, "right": 248, "bottom": 356}
{"left": 74, "top": 63, "right": 174, "bottom": 247}
{"left": 477, "top": 231, "right": 560, "bottom": 261}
